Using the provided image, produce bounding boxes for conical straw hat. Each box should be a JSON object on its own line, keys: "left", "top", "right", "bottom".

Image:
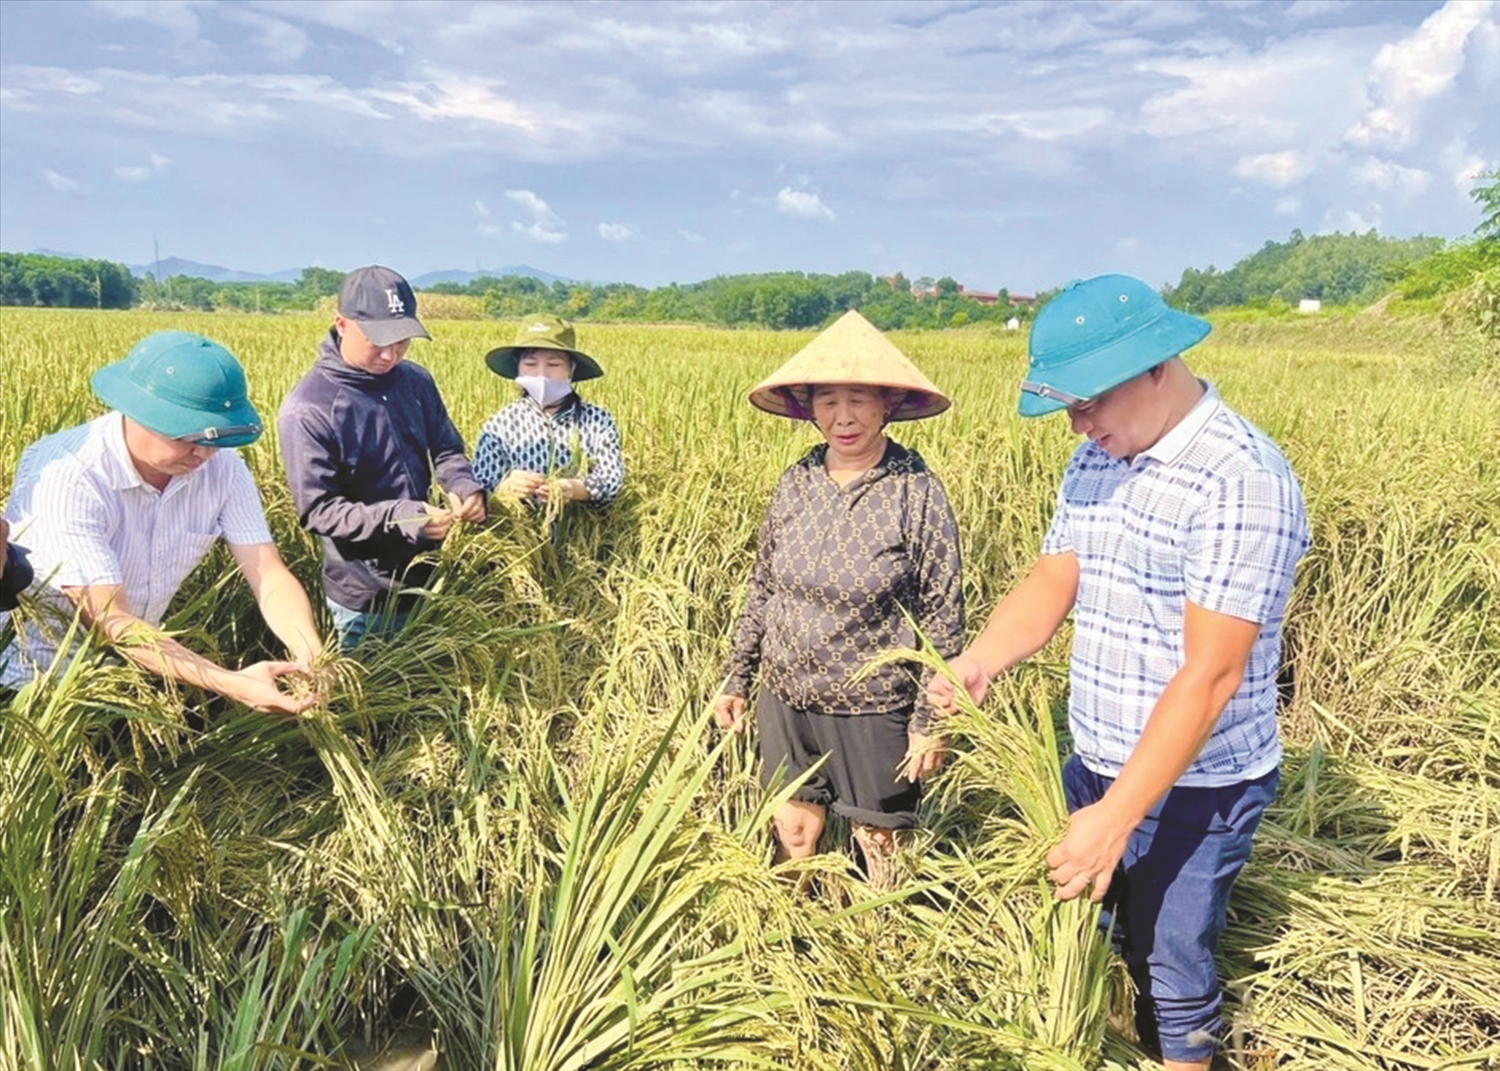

{"left": 748, "top": 310, "right": 951, "bottom": 421}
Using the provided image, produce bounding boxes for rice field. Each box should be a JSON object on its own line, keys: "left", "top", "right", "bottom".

{"left": 1, "top": 306, "right": 1497, "bottom": 1070}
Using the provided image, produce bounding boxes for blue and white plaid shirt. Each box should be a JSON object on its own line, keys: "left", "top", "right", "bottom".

{"left": 1041, "top": 386, "right": 1309, "bottom": 786}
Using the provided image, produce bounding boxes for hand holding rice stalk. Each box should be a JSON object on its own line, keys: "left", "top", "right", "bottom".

{"left": 868, "top": 640, "right": 1115, "bottom": 1060}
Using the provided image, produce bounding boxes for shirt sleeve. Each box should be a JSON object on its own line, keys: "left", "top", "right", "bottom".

{"left": 1040, "top": 454, "right": 1081, "bottom": 556}
{"left": 912, "top": 475, "right": 965, "bottom": 658}
{"left": 423, "top": 380, "right": 483, "bottom": 501}
{"left": 217, "top": 454, "right": 274, "bottom": 546}
{"left": 277, "top": 403, "right": 430, "bottom": 549}
{"left": 472, "top": 415, "right": 513, "bottom": 493}
{"left": 722, "top": 480, "right": 784, "bottom": 698}
{"left": 908, "top": 474, "right": 965, "bottom": 731}
{"left": 21, "top": 464, "right": 123, "bottom": 589}
{"left": 1185, "top": 469, "right": 1309, "bottom": 625}
{"left": 581, "top": 407, "right": 625, "bottom": 504}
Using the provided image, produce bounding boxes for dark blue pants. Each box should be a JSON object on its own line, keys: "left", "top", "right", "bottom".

{"left": 1063, "top": 755, "right": 1278, "bottom": 1063}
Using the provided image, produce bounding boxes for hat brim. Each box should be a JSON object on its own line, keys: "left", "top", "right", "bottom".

{"left": 354, "top": 316, "right": 431, "bottom": 348}
{"left": 748, "top": 382, "right": 951, "bottom": 422}
{"left": 1017, "top": 308, "right": 1210, "bottom": 418}
{"left": 485, "top": 346, "right": 604, "bottom": 381}
{"left": 92, "top": 364, "right": 264, "bottom": 447}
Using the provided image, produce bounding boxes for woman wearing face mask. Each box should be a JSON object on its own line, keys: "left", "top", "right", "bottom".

{"left": 713, "top": 310, "right": 963, "bottom": 888}
{"left": 473, "top": 314, "right": 625, "bottom": 505}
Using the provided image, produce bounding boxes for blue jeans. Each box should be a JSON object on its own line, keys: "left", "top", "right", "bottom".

{"left": 1063, "top": 755, "right": 1278, "bottom": 1064}
{"left": 325, "top": 598, "right": 410, "bottom": 654}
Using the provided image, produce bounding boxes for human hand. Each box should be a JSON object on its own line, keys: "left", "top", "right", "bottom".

{"left": 713, "top": 694, "right": 750, "bottom": 733}
{"left": 232, "top": 660, "right": 322, "bottom": 716}
{"left": 535, "top": 478, "right": 588, "bottom": 503}
{"left": 1045, "top": 800, "right": 1134, "bottom": 903}
{"left": 926, "top": 653, "right": 992, "bottom": 719}
{"left": 448, "top": 490, "right": 487, "bottom": 523}
{"left": 498, "top": 470, "right": 547, "bottom": 499}
{"left": 901, "top": 728, "right": 948, "bottom": 782}
{"left": 419, "top": 503, "right": 457, "bottom": 540}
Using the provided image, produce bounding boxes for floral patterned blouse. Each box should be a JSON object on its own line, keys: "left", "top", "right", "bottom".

{"left": 473, "top": 394, "right": 625, "bottom": 503}
{"left": 724, "top": 439, "right": 963, "bottom": 722}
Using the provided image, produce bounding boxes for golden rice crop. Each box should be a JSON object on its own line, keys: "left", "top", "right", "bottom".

{"left": 1, "top": 306, "right": 1496, "bottom": 1070}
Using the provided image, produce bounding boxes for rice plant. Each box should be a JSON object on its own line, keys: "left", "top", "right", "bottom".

{"left": 1, "top": 307, "right": 1496, "bottom": 1069}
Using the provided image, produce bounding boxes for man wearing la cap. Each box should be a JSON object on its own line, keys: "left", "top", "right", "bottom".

{"left": 279, "top": 265, "right": 485, "bottom": 651}
{"left": 1, "top": 332, "right": 325, "bottom": 714}
{"left": 928, "top": 275, "right": 1308, "bottom": 1068}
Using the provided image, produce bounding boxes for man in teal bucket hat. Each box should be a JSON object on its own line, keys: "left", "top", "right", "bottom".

{"left": 929, "top": 275, "right": 1310, "bottom": 1068}
{"left": 1, "top": 332, "right": 326, "bottom": 714}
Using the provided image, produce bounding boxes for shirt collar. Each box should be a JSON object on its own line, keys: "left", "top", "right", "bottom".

{"left": 102, "top": 412, "right": 148, "bottom": 492}
{"left": 1138, "top": 381, "right": 1220, "bottom": 466}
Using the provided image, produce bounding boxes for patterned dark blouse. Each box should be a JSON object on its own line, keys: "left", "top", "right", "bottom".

{"left": 724, "top": 439, "right": 964, "bottom": 721}
{"left": 473, "top": 395, "right": 625, "bottom": 503}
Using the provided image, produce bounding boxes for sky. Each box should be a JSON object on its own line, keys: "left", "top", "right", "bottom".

{"left": 1, "top": 0, "right": 1497, "bottom": 292}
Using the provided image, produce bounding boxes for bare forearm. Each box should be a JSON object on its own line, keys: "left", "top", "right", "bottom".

{"left": 101, "top": 616, "right": 246, "bottom": 697}
{"left": 1103, "top": 662, "right": 1244, "bottom": 825}
{"left": 255, "top": 572, "right": 323, "bottom": 663}
{"left": 965, "top": 555, "right": 1077, "bottom": 678}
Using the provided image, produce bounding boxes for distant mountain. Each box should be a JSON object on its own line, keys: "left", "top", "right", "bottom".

{"left": 22, "top": 249, "right": 564, "bottom": 288}
{"left": 410, "top": 265, "right": 566, "bottom": 288}
{"left": 128, "top": 257, "right": 302, "bottom": 284}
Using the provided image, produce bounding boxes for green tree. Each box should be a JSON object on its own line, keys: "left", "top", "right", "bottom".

{"left": 1472, "top": 169, "right": 1500, "bottom": 245}
{"left": 297, "top": 266, "right": 346, "bottom": 297}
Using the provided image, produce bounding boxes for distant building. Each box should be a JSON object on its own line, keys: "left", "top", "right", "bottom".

{"left": 960, "top": 287, "right": 998, "bottom": 305}
{"left": 1299, "top": 299, "right": 1322, "bottom": 314}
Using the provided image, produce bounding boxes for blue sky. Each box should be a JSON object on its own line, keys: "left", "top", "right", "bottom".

{"left": 1, "top": 0, "right": 1496, "bottom": 292}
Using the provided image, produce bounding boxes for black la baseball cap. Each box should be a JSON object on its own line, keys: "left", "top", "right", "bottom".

{"left": 337, "top": 265, "right": 431, "bottom": 347}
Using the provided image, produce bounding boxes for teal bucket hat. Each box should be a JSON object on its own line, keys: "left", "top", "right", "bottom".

{"left": 1019, "top": 274, "right": 1210, "bottom": 417}
{"left": 92, "top": 331, "right": 264, "bottom": 447}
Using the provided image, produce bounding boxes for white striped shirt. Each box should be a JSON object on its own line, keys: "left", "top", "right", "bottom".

{"left": 1, "top": 413, "right": 272, "bottom": 686}
{"left": 1041, "top": 386, "right": 1309, "bottom": 786}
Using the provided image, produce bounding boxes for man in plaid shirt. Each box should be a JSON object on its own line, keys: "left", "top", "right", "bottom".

{"left": 929, "top": 274, "right": 1309, "bottom": 1069}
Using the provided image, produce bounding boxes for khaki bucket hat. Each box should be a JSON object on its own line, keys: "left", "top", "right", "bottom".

{"left": 485, "top": 313, "right": 604, "bottom": 381}
{"left": 748, "top": 310, "right": 951, "bottom": 421}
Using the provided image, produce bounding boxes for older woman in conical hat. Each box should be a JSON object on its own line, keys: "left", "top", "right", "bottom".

{"left": 713, "top": 310, "right": 964, "bottom": 886}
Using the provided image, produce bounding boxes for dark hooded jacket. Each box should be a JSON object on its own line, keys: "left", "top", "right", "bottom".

{"left": 278, "top": 329, "right": 482, "bottom": 612}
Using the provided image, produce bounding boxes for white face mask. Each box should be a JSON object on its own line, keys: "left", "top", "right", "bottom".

{"left": 517, "top": 375, "right": 574, "bottom": 408}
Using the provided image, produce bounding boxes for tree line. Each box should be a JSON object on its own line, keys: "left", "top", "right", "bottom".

{"left": 5, "top": 170, "right": 1497, "bottom": 332}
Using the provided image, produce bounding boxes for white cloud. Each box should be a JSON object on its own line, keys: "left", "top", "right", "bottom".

{"left": 43, "top": 169, "right": 78, "bottom": 192}
{"left": 223, "top": 8, "right": 310, "bottom": 64}
{"left": 1235, "top": 150, "right": 1313, "bottom": 187}
{"left": 954, "top": 107, "right": 1112, "bottom": 142}
{"left": 679, "top": 229, "right": 705, "bottom": 244}
{"left": 1275, "top": 197, "right": 1303, "bottom": 215}
{"left": 1284, "top": 0, "right": 1353, "bottom": 21}
{"left": 598, "top": 222, "right": 636, "bottom": 241}
{"left": 114, "top": 150, "right": 171, "bottom": 182}
{"left": 1352, "top": 157, "right": 1431, "bottom": 195}
{"left": 776, "top": 186, "right": 835, "bottom": 221}
{"left": 1136, "top": 34, "right": 1366, "bottom": 144}
{"left": 1346, "top": 0, "right": 1492, "bottom": 149}
{"left": 1455, "top": 155, "right": 1493, "bottom": 191}
{"left": 91, "top": 0, "right": 201, "bottom": 40}
{"left": 373, "top": 72, "right": 538, "bottom": 131}
{"left": 474, "top": 199, "right": 492, "bottom": 217}
{"left": 506, "top": 188, "right": 567, "bottom": 243}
